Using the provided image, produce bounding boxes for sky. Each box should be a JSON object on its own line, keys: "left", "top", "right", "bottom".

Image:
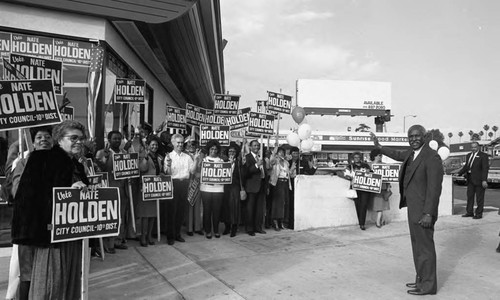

{"left": 220, "top": 0, "right": 500, "bottom": 144}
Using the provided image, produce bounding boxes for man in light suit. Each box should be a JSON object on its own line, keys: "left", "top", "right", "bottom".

{"left": 243, "top": 140, "right": 267, "bottom": 236}
{"left": 371, "top": 125, "right": 443, "bottom": 296}
{"left": 457, "top": 142, "right": 489, "bottom": 219}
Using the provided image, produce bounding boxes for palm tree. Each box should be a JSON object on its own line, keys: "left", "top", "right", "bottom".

{"left": 471, "top": 133, "right": 481, "bottom": 141}
{"left": 447, "top": 132, "right": 453, "bottom": 144}
{"left": 492, "top": 125, "right": 498, "bottom": 139}
{"left": 468, "top": 130, "right": 474, "bottom": 141}
{"left": 488, "top": 132, "right": 494, "bottom": 139}
{"left": 484, "top": 124, "right": 490, "bottom": 137}
{"left": 355, "top": 123, "right": 371, "bottom": 132}
{"left": 479, "top": 131, "right": 484, "bottom": 138}
{"left": 458, "top": 131, "right": 463, "bottom": 142}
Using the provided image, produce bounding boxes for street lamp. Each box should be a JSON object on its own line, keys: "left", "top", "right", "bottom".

{"left": 403, "top": 115, "right": 417, "bottom": 133}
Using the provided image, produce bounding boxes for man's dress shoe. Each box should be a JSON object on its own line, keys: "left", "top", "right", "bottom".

{"left": 247, "top": 231, "right": 255, "bottom": 236}
{"left": 407, "top": 288, "right": 436, "bottom": 295}
{"left": 473, "top": 215, "right": 482, "bottom": 219}
{"left": 256, "top": 230, "right": 266, "bottom": 234}
{"left": 175, "top": 236, "right": 185, "bottom": 242}
{"left": 406, "top": 283, "right": 417, "bottom": 288}
{"left": 462, "top": 213, "right": 473, "bottom": 217}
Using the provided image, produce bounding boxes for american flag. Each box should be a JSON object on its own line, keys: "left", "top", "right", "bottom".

{"left": 87, "top": 45, "right": 104, "bottom": 139}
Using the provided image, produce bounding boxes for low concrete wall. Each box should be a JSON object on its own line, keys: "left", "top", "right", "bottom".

{"left": 294, "top": 175, "right": 453, "bottom": 231}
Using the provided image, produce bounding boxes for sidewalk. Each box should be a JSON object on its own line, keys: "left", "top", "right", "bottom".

{"left": 2, "top": 212, "right": 500, "bottom": 299}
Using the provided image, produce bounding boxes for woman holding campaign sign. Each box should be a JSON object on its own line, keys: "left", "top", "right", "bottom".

{"left": 137, "top": 135, "right": 163, "bottom": 247}
{"left": 368, "top": 149, "right": 391, "bottom": 228}
{"left": 339, "top": 152, "right": 372, "bottom": 230}
{"left": 268, "top": 146, "right": 291, "bottom": 231}
{"left": 222, "top": 142, "right": 244, "bottom": 237}
{"left": 200, "top": 140, "right": 225, "bottom": 239}
{"left": 12, "top": 120, "right": 89, "bottom": 300}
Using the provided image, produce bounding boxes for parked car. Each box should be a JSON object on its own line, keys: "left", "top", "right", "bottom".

{"left": 487, "top": 157, "right": 500, "bottom": 187}
{"left": 452, "top": 171, "right": 467, "bottom": 185}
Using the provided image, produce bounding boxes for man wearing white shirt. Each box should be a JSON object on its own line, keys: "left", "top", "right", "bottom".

{"left": 164, "top": 134, "right": 198, "bottom": 245}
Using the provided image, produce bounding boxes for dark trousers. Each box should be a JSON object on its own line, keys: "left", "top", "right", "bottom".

{"left": 246, "top": 182, "right": 266, "bottom": 233}
{"left": 165, "top": 179, "right": 189, "bottom": 241}
{"left": 466, "top": 182, "right": 485, "bottom": 216}
{"left": 201, "top": 191, "right": 224, "bottom": 234}
{"left": 354, "top": 191, "right": 371, "bottom": 226}
{"left": 408, "top": 218, "right": 437, "bottom": 293}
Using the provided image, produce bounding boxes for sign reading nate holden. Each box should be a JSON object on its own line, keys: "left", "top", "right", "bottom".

{"left": 112, "top": 153, "right": 140, "bottom": 180}
{"left": 213, "top": 93, "right": 240, "bottom": 115}
{"left": 0, "top": 79, "right": 62, "bottom": 131}
{"left": 247, "top": 112, "right": 275, "bottom": 136}
{"left": 115, "top": 78, "right": 146, "bottom": 104}
{"left": 201, "top": 162, "right": 232, "bottom": 185}
{"left": 352, "top": 171, "right": 382, "bottom": 193}
{"left": 51, "top": 187, "right": 121, "bottom": 243}
{"left": 267, "top": 91, "right": 292, "bottom": 114}
{"left": 185, "top": 103, "right": 207, "bottom": 126}
{"left": 142, "top": 175, "right": 173, "bottom": 201}
{"left": 200, "top": 124, "right": 230, "bottom": 147}
{"left": 371, "top": 164, "right": 400, "bottom": 183}
{"left": 166, "top": 106, "right": 187, "bottom": 130}
{"left": 9, "top": 54, "right": 63, "bottom": 95}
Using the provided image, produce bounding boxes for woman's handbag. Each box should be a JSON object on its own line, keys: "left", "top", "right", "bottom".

{"left": 345, "top": 165, "right": 357, "bottom": 199}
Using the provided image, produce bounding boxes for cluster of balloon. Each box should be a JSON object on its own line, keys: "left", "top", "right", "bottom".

{"left": 286, "top": 106, "right": 314, "bottom": 151}
{"left": 429, "top": 140, "right": 450, "bottom": 160}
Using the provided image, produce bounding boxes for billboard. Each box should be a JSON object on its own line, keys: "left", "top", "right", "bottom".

{"left": 296, "top": 79, "right": 391, "bottom": 117}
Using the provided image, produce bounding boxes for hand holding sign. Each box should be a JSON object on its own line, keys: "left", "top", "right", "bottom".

{"left": 71, "top": 181, "right": 88, "bottom": 193}
{"left": 165, "top": 154, "right": 172, "bottom": 168}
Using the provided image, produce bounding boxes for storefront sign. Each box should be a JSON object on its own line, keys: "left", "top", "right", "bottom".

{"left": 247, "top": 112, "right": 274, "bottom": 136}
{"left": 226, "top": 107, "right": 250, "bottom": 130}
{"left": 53, "top": 38, "right": 92, "bottom": 66}
{"left": 372, "top": 164, "right": 400, "bottom": 182}
{"left": 213, "top": 94, "right": 239, "bottom": 115}
{"left": 267, "top": 91, "right": 292, "bottom": 114}
{"left": 142, "top": 175, "right": 173, "bottom": 201}
{"left": 96, "top": 172, "right": 109, "bottom": 187}
{"left": 0, "top": 79, "right": 62, "bottom": 131}
{"left": 185, "top": 103, "right": 207, "bottom": 126}
{"left": 9, "top": 54, "right": 63, "bottom": 95}
{"left": 87, "top": 174, "right": 104, "bottom": 189}
{"left": 51, "top": 187, "right": 121, "bottom": 243}
{"left": 115, "top": 78, "right": 146, "bottom": 104}
{"left": 166, "top": 106, "right": 187, "bottom": 130}
{"left": 352, "top": 171, "right": 382, "bottom": 193}
{"left": 326, "top": 135, "right": 408, "bottom": 143}
{"left": 205, "top": 109, "right": 227, "bottom": 126}
{"left": 112, "top": 153, "right": 140, "bottom": 180}
{"left": 201, "top": 162, "right": 233, "bottom": 184}
{"left": 200, "top": 124, "right": 230, "bottom": 147}
{"left": 61, "top": 106, "right": 74, "bottom": 120}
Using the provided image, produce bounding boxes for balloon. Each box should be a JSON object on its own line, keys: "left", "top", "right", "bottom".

{"left": 291, "top": 106, "right": 306, "bottom": 124}
{"left": 438, "top": 147, "right": 450, "bottom": 160}
{"left": 298, "top": 123, "right": 312, "bottom": 140}
{"left": 301, "top": 138, "right": 314, "bottom": 151}
{"left": 429, "top": 140, "right": 438, "bottom": 150}
{"left": 286, "top": 132, "right": 300, "bottom": 147}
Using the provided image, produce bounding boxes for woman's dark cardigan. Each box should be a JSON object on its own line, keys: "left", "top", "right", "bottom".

{"left": 11, "top": 145, "right": 89, "bottom": 246}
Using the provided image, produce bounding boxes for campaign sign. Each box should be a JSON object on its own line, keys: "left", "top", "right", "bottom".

{"left": 200, "top": 124, "right": 230, "bottom": 147}
{"left": 256, "top": 100, "right": 268, "bottom": 114}
{"left": 0, "top": 79, "right": 62, "bottom": 131}
{"left": 112, "top": 153, "right": 140, "bottom": 180}
{"left": 61, "top": 106, "right": 74, "bottom": 120}
{"left": 352, "top": 171, "right": 382, "bottom": 193}
{"left": 11, "top": 33, "right": 53, "bottom": 60}
{"left": 53, "top": 38, "right": 93, "bottom": 66}
{"left": 9, "top": 54, "right": 63, "bottom": 95}
{"left": 213, "top": 94, "right": 240, "bottom": 115}
{"left": 51, "top": 187, "right": 121, "bottom": 243}
{"left": 372, "top": 164, "right": 400, "bottom": 183}
{"left": 96, "top": 172, "right": 109, "bottom": 187}
{"left": 115, "top": 78, "right": 146, "bottom": 104}
{"left": 205, "top": 109, "right": 227, "bottom": 126}
{"left": 267, "top": 91, "right": 292, "bottom": 114}
{"left": 226, "top": 107, "right": 250, "bottom": 130}
{"left": 201, "top": 162, "right": 233, "bottom": 184}
{"left": 247, "top": 112, "right": 275, "bottom": 136}
{"left": 3, "top": 58, "right": 26, "bottom": 80}
{"left": 185, "top": 103, "right": 207, "bottom": 126}
{"left": 166, "top": 106, "right": 187, "bottom": 130}
{"left": 87, "top": 174, "right": 103, "bottom": 189}
{"left": 142, "top": 175, "right": 173, "bottom": 201}
{"left": 0, "top": 32, "right": 10, "bottom": 59}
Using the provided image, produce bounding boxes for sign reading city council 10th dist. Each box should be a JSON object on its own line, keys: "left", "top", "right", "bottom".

{"left": 115, "top": 78, "right": 146, "bottom": 104}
